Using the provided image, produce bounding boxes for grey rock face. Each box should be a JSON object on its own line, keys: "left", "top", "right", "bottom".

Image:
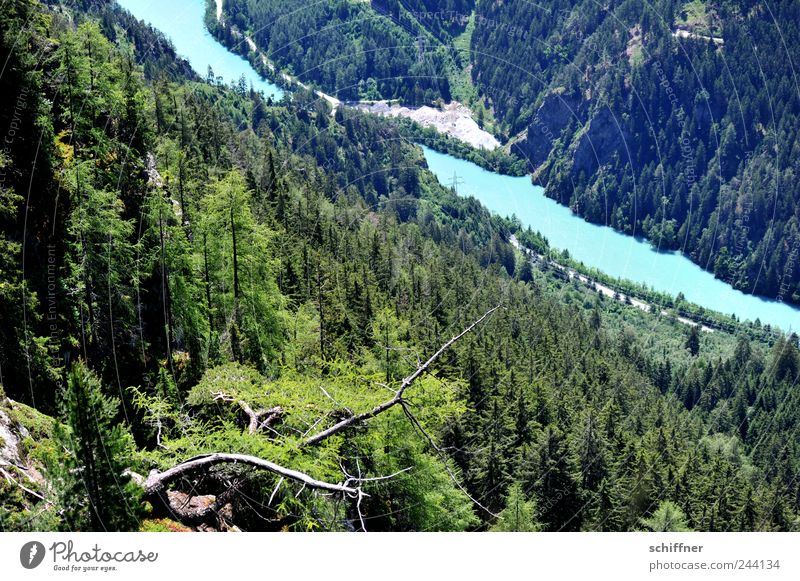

{"left": 571, "top": 107, "right": 630, "bottom": 176}
{"left": 512, "top": 91, "right": 582, "bottom": 170}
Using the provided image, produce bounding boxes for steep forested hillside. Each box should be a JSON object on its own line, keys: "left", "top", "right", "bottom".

{"left": 221, "top": 0, "right": 800, "bottom": 305}
{"left": 214, "top": 0, "right": 457, "bottom": 104}
{"left": 1, "top": 0, "right": 799, "bottom": 533}
{"left": 471, "top": 0, "right": 800, "bottom": 304}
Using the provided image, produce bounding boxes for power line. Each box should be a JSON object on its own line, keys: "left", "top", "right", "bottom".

{"left": 447, "top": 171, "right": 464, "bottom": 194}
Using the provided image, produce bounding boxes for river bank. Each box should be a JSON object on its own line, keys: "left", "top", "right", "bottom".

{"left": 356, "top": 101, "right": 500, "bottom": 150}
{"left": 117, "top": 0, "right": 800, "bottom": 334}
{"left": 509, "top": 236, "right": 715, "bottom": 333}
{"left": 213, "top": 0, "right": 498, "bottom": 150}
{"left": 421, "top": 145, "right": 800, "bottom": 332}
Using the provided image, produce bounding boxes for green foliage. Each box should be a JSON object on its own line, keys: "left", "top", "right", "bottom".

{"left": 48, "top": 362, "right": 144, "bottom": 531}
{"left": 522, "top": 426, "right": 583, "bottom": 531}
{"left": 217, "top": 0, "right": 456, "bottom": 105}
{"left": 0, "top": 399, "right": 58, "bottom": 531}
{"left": 491, "top": 483, "right": 542, "bottom": 532}
{"left": 395, "top": 120, "right": 526, "bottom": 176}
{"left": 0, "top": 0, "right": 59, "bottom": 407}
{"left": 187, "top": 362, "right": 263, "bottom": 406}
{"left": 128, "top": 371, "right": 181, "bottom": 447}
{"left": 2, "top": 0, "right": 800, "bottom": 533}
{"left": 471, "top": 0, "right": 800, "bottom": 304}
{"left": 358, "top": 413, "right": 478, "bottom": 532}
{"left": 0, "top": 467, "right": 59, "bottom": 532}
{"left": 641, "top": 501, "right": 693, "bottom": 532}
{"left": 139, "top": 518, "right": 191, "bottom": 532}
{"left": 686, "top": 325, "right": 701, "bottom": 357}
{"left": 199, "top": 170, "right": 283, "bottom": 370}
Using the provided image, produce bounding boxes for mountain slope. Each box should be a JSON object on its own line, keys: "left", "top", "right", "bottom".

{"left": 0, "top": 0, "right": 799, "bottom": 532}
{"left": 470, "top": 0, "right": 800, "bottom": 304}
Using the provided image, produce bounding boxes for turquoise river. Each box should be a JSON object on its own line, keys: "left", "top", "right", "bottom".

{"left": 116, "top": 0, "right": 800, "bottom": 331}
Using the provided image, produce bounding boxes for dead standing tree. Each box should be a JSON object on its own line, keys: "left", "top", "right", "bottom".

{"left": 140, "top": 306, "right": 500, "bottom": 530}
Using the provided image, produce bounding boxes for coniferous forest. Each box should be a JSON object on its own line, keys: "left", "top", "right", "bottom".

{"left": 1, "top": 0, "right": 799, "bottom": 534}
{"left": 216, "top": 0, "right": 800, "bottom": 305}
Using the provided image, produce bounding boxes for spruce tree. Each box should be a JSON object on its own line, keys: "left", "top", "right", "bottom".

{"left": 50, "top": 362, "right": 143, "bottom": 531}
{"left": 641, "top": 501, "right": 692, "bottom": 532}
{"left": 523, "top": 427, "right": 583, "bottom": 531}
{"left": 491, "top": 483, "right": 542, "bottom": 532}
{"left": 686, "top": 325, "right": 700, "bottom": 357}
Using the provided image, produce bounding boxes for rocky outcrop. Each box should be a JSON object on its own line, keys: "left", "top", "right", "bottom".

{"left": 357, "top": 101, "right": 501, "bottom": 150}
{"left": 514, "top": 91, "right": 631, "bottom": 178}
{"left": 165, "top": 489, "right": 235, "bottom": 530}
{"left": 145, "top": 152, "right": 164, "bottom": 189}
{"left": 0, "top": 397, "right": 51, "bottom": 503}
{"left": 0, "top": 406, "right": 25, "bottom": 468}
{"left": 571, "top": 107, "right": 630, "bottom": 175}
{"left": 512, "top": 90, "right": 583, "bottom": 170}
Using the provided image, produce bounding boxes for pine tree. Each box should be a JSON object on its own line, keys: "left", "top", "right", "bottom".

{"left": 578, "top": 411, "right": 607, "bottom": 491}
{"left": 523, "top": 427, "right": 583, "bottom": 531}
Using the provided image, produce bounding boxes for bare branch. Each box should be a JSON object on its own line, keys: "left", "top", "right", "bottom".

{"left": 211, "top": 391, "right": 235, "bottom": 403}
{"left": 268, "top": 476, "right": 284, "bottom": 506}
{"left": 359, "top": 467, "right": 413, "bottom": 482}
{"left": 237, "top": 401, "right": 283, "bottom": 434}
{"left": 356, "top": 489, "right": 367, "bottom": 532}
{"left": 0, "top": 467, "right": 48, "bottom": 503}
{"left": 318, "top": 385, "right": 339, "bottom": 405}
{"left": 258, "top": 407, "right": 283, "bottom": 431}
{"left": 304, "top": 397, "right": 397, "bottom": 447}
{"left": 343, "top": 466, "right": 413, "bottom": 485}
{"left": 212, "top": 392, "right": 283, "bottom": 434}
{"left": 401, "top": 404, "right": 499, "bottom": 518}
{"left": 304, "top": 305, "right": 500, "bottom": 446}
{"left": 144, "top": 453, "right": 360, "bottom": 497}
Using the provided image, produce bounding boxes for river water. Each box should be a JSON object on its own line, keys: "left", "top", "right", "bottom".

{"left": 115, "top": 0, "right": 800, "bottom": 331}
{"left": 117, "top": 0, "right": 283, "bottom": 99}
{"left": 422, "top": 147, "right": 800, "bottom": 331}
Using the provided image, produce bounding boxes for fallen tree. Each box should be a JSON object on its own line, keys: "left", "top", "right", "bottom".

{"left": 143, "top": 453, "right": 362, "bottom": 497}
{"left": 138, "top": 306, "right": 500, "bottom": 530}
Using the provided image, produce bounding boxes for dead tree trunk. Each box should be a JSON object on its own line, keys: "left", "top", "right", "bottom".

{"left": 144, "top": 453, "right": 361, "bottom": 498}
